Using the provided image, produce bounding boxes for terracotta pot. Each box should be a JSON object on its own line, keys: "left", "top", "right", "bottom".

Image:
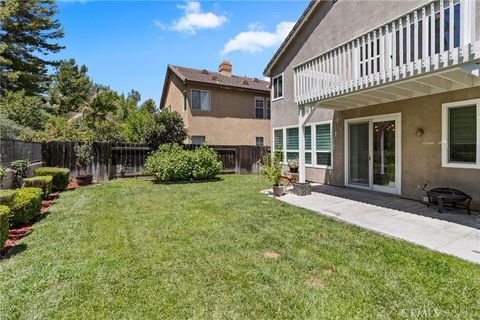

{"left": 76, "top": 175, "right": 93, "bottom": 186}
{"left": 273, "top": 185, "right": 284, "bottom": 197}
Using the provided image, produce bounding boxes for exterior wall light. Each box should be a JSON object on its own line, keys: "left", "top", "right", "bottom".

{"left": 416, "top": 128, "right": 424, "bottom": 137}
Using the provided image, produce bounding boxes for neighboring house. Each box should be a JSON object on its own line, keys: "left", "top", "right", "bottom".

{"left": 264, "top": 1, "right": 480, "bottom": 205}
{"left": 160, "top": 61, "right": 271, "bottom": 146}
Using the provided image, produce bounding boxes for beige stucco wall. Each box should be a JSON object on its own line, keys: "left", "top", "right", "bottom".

{"left": 162, "top": 72, "right": 271, "bottom": 145}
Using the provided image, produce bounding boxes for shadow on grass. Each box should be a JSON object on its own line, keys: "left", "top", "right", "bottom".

{"left": 1, "top": 243, "right": 27, "bottom": 260}
{"left": 153, "top": 177, "right": 225, "bottom": 185}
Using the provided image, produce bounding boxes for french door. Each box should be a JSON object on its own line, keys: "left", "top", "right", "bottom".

{"left": 345, "top": 114, "right": 401, "bottom": 194}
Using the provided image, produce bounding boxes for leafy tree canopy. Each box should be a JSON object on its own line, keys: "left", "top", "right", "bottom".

{"left": 146, "top": 109, "right": 188, "bottom": 149}
{"left": 0, "top": 0, "right": 64, "bottom": 95}
{"left": 0, "top": 90, "right": 49, "bottom": 130}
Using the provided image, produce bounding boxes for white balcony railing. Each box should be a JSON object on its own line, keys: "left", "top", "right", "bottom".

{"left": 294, "top": 0, "right": 479, "bottom": 105}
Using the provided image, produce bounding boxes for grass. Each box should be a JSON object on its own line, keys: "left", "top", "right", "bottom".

{"left": 0, "top": 175, "right": 479, "bottom": 319}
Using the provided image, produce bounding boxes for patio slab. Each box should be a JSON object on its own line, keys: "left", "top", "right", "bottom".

{"left": 265, "top": 184, "right": 480, "bottom": 264}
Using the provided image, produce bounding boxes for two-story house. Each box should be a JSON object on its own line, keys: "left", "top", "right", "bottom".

{"left": 160, "top": 61, "right": 271, "bottom": 146}
{"left": 265, "top": 1, "right": 480, "bottom": 206}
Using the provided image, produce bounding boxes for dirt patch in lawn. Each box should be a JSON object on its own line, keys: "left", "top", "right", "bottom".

{"left": 306, "top": 276, "right": 324, "bottom": 288}
{"left": 323, "top": 268, "right": 335, "bottom": 275}
{"left": 264, "top": 251, "right": 280, "bottom": 259}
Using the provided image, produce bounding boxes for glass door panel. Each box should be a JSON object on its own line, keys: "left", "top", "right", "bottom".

{"left": 373, "top": 120, "right": 396, "bottom": 189}
{"left": 348, "top": 122, "right": 369, "bottom": 186}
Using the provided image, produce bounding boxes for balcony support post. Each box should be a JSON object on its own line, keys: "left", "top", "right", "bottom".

{"left": 298, "top": 106, "right": 314, "bottom": 183}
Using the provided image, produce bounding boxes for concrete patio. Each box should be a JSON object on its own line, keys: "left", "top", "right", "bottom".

{"left": 266, "top": 184, "right": 480, "bottom": 264}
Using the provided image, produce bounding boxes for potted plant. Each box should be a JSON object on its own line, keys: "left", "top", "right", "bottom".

{"left": 11, "top": 160, "right": 31, "bottom": 188}
{"left": 287, "top": 159, "right": 299, "bottom": 173}
{"left": 259, "top": 150, "right": 284, "bottom": 197}
{"left": 74, "top": 143, "right": 94, "bottom": 186}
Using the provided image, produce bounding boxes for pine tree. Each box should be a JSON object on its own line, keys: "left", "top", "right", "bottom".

{"left": 49, "top": 59, "right": 93, "bottom": 115}
{"left": 0, "top": 0, "right": 64, "bottom": 95}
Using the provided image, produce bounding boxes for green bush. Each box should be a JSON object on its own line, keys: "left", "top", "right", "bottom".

{"left": 34, "top": 167, "right": 70, "bottom": 191}
{"left": 0, "top": 205, "right": 9, "bottom": 247}
{"left": 10, "top": 187, "right": 42, "bottom": 226}
{"left": 144, "top": 144, "right": 222, "bottom": 182}
{"left": 0, "top": 190, "right": 16, "bottom": 206}
{"left": 23, "top": 176, "right": 53, "bottom": 199}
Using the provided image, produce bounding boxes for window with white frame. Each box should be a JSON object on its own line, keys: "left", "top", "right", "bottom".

{"left": 273, "top": 129, "right": 283, "bottom": 152}
{"left": 442, "top": 99, "right": 480, "bottom": 168}
{"left": 191, "top": 135, "right": 206, "bottom": 145}
{"left": 255, "top": 97, "right": 265, "bottom": 119}
{"left": 272, "top": 74, "right": 283, "bottom": 100}
{"left": 315, "top": 123, "right": 332, "bottom": 166}
{"left": 256, "top": 137, "right": 264, "bottom": 146}
{"left": 266, "top": 99, "right": 271, "bottom": 119}
{"left": 191, "top": 90, "right": 211, "bottom": 111}
{"left": 286, "top": 127, "right": 299, "bottom": 162}
{"left": 273, "top": 122, "right": 332, "bottom": 167}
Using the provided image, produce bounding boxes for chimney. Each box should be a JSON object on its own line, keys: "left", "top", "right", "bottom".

{"left": 218, "top": 60, "right": 232, "bottom": 76}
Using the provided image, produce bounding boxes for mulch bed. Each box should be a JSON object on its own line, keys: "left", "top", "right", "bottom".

{"left": 0, "top": 180, "right": 88, "bottom": 259}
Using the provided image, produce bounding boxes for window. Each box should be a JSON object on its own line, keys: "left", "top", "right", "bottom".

{"left": 255, "top": 97, "right": 265, "bottom": 119}
{"left": 273, "top": 122, "right": 332, "bottom": 167}
{"left": 191, "top": 90, "right": 211, "bottom": 111}
{"left": 442, "top": 99, "right": 480, "bottom": 168}
{"left": 274, "top": 129, "right": 283, "bottom": 150}
{"left": 266, "top": 99, "right": 271, "bottom": 119}
{"left": 272, "top": 74, "right": 283, "bottom": 100}
{"left": 183, "top": 92, "right": 187, "bottom": 112}
{"left": 286, "top": 127, "right": 299, "bottom": 162}
{"left": 191, "top": 136, "right": 206, "bottom": 145}
{"left": 305, "top": 126, "right": 312, "bottom": 165}
{"left": 315, "top": 123, "right": 332, "bottom": 166}
{"left": 256, "top": 137, "right": 264, "bottom": 146}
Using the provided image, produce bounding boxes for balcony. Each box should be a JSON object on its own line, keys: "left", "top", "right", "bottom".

{"left": 294, "top": 0, "right": 480, "bottom": 109}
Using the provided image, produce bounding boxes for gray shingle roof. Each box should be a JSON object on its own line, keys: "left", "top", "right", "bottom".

{"left": 169, "top": 65, "right": 270, "bottom": 92}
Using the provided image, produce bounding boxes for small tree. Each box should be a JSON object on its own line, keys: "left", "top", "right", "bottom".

{"left": 74, "top": 143, "right": 93, "bottom": 177}
{"left": 146, "top": 109, "right": 188, "bottom": 149}
{"left": 259, "top": 151, "right": 283, "bottom": 186}
{"left": 11, "top": 160, "right": 31, "bottom": 187}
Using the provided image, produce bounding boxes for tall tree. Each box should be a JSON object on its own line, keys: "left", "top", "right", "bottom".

{"left": 126, "top": 89, "right": 141, "bottom": 106}
{"left": 139, "top": 98, "right": 157, "bottom": 114}
{"left": 0, "top": 0, "right": 64, "bottom": 95}
{"left": 49, "top": 58, "right": 93, "bottom": 115}
{"left": 145, "top": 109, "right": 188, "bottom": 149}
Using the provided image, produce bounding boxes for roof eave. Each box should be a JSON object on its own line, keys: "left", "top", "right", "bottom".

{"left": 263, "top": 0, "right": 320, "bottom": 77}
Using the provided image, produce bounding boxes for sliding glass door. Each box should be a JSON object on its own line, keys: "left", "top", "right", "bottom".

{"left": 346, "top": 115, "right": 400, "bottom": 194}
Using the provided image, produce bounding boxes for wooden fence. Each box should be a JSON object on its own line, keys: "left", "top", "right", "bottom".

{"left": 42, "top": 142, "right": 269, "bottom": 181}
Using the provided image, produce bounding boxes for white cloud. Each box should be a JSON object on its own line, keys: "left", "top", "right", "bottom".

{"left": 156, "top": 1, "right": 227, "bottom": 35}
{"left": 221, "top": 21, "right": 295, "bottom": 55}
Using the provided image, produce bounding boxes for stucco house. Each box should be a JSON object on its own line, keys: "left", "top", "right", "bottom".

{"left": 160, "top": 61, "right": 271, "bottom": 146}
{"left": 264, "top": 1, "right": 480, "bottom": 206}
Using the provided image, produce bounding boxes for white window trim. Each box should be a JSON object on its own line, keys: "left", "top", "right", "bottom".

{"left": 271, "top": 73, "right": 284, "bottom": 102}
{"left": 272, "top": 120, "right": 333, "bottom": 169}
{"left": 442, "top": 98, "right": 480, "bottom": 169}
{"left": 255, "top": 136, "right": 264, "bottom": 146}
{"left": 191, "top": 89, "right": 211, "bottom": 111}
{"left": 254, "top": 96, "right": 265, "bottom": 119}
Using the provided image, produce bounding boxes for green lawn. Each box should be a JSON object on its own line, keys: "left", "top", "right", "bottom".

{"left": 0, "top": 175, "right": 479, "bottom": 319}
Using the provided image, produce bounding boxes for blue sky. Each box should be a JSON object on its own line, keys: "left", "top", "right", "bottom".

{"left": 54, "top": 0, "right": 309, "bottom": 104}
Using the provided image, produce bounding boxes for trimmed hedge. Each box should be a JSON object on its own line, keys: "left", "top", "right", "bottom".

{"left": 144, "top": 144, "right": 222, "bottom": 182}
{"left": 10, "top": 188, "right": 42, "bottom": 227}
{"left": 23, "top": 176, "right": 53, "bottom": 199}
{"left": 0, "top": 205, "right": 9, "bottom": 247}
{"left": 34, "top": 167, "right": 70, "bottom": 191}
{"left": 0, "top": 190, "right": 16, "bottom": 206}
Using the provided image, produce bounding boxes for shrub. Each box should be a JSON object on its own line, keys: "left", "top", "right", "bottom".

{"left": 34, "top": 167, "right": 70, "bottom": 191}
{"left": 10, "top": 187, "right": 42, "bottom": 226}
{"left": 74, "top": 143, "right": 93, "bottom": 176}
{"left": 0, "top": 190, "right": 16, "bottom": 206}
{"left": 11, "top": 160, "right": 31, "bottom": 187}
{"left": 0, "top": 165, "right": 6, "bottom": 182}
{"left": 144, "top": 144, "right": 222, "bottom": 182}
{"left": 23, "top": 176, "right": 53, "bottom": 199}
{"left": 0, "top": 205, "right": 9, "bottom": 247}
{"left": 259, "top": 150, "right": 283, "bottom": 186}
